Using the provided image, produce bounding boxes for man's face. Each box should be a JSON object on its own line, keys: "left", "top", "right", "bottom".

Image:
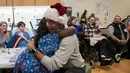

{"left": 114, "top": 16, "right": 121, "bottom": 23}
{"left": 46, "top": 19, "right": 61, "bottom": 33}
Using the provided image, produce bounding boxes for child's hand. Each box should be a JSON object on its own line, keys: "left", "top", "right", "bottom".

{"left": 27, "top": 40, "right": 35, "bottom": 51}
{"left": 18, "top": 33, "right": 23, "bottom": 38}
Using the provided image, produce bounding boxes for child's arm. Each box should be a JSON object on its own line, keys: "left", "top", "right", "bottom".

{"left": 58, "top": 26, "right": 76, "bottom": 38}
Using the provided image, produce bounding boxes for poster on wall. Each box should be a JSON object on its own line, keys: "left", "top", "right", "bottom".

{"left": 95, "top": 3, "right": 109, "bottom": 28}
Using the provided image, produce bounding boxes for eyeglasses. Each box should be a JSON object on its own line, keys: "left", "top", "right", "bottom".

{"left": 46, "top": 19, "right": 60, "bottom": 25}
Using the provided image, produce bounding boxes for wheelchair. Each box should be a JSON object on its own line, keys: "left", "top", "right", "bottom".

{"left": 78, "top": 34, "right": 87, "bottom": 59}
{"left": 78, "top": 34, "right": 98, "bottom": 67}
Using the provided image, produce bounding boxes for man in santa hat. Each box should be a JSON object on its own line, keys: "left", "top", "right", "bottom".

{"left": 28, "top": 3, "right": 86, "bottom": 73}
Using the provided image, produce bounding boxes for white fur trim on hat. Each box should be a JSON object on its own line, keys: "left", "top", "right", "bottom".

{"left": 44, "top": 7, "right": 67, "bottom": 25}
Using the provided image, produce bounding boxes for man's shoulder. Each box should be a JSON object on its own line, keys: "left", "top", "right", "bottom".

{"left": 61, "top": 34, "right": 78, "bottom": 43}
{"left": 107, "top": 23, "right": 114, "bottom": 28}
{"left": 63, "top": 34, "right": 77, "bottom": 39}
{"left": 60, "top": 34, "right": 79, "bottom": 49}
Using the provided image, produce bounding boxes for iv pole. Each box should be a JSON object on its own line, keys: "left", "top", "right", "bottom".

{"left": 11, "top": 0, "right": 15, "bottom": 31}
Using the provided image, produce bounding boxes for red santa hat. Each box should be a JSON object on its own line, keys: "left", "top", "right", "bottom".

{"left": 44, "top": 3, "right": 67, "bottom": 25}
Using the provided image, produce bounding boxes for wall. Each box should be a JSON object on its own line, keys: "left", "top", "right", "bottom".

{"left": 0, "top": 6, "right": 49, "bottom": 31}
{"left": 0, "top": 0, "right": 130, "bottom": 28}
{"left": 0, "top": 0, "right": 61, "bottom": 6}
{"left": 62, "top": 0, "right": 130, "bottom": 28}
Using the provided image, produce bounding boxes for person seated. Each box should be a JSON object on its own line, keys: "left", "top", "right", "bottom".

{"left": 84, "top": 14, "right": 120, "bottom": 66}
{"left": 7, "top": 21, "right": 31, "bottom": 48}
{"left": 123, "top": 15, "right": 130, "bottom": 59}
{"left": 67, "top": 16, "right": 87, "bottom": 59}
{"left": 67, "top": 16, "right": 84, "bottom": 36}
{"left": 0, "top": 21, "right": 10, "bottom": 48}
{"left": 12, "top": 25, "right": 34, "bottom": 38}
{"left": 95, "top": 17, "right": 101, "bottom": 26}
{"left": 122, "top": 18, "right": 128, "bottom": 27}
{"left": 107, "top": 15, "right": 129, "bottom": 58}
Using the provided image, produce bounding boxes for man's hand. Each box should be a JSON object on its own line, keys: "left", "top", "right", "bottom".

{"left": 122, "top": 40, "right": 127, "bottom": 44}
{"left": 120, "top": 40, "right": 127, "bottom": 45}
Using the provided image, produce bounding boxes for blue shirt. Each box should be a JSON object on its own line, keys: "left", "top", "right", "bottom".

{"left": 75, "top": 25, "right": 83, "bottom": 36}
{"left": 14, "top": 31, "right": 31, "bottom": 48}
{"left": 68, "top": 25, "right": 83, "bottom": 36}
{"left": 14, "top": 32, "right": 59, "bottom": 73}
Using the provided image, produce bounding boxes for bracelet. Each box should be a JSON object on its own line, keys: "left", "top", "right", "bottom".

{"left": 31, "top": 48, "right": 37, "bottom": 54}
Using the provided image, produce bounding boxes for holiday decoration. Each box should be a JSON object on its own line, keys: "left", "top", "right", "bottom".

{"left": 80, "top": 10, "right": 87, "bottom": 26}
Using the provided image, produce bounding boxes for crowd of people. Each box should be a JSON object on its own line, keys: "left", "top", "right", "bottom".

{"left": 0, "top": 3, "right": 130, "bottom": 73}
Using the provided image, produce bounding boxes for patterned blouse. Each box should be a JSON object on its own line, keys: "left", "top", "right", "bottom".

{"left": 14, "top": 32, "right": 59, "bottom": 73}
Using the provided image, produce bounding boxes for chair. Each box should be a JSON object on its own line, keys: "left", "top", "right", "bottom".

{"left": 78, "top": 34, "right": 98, "bottom": 67}
{"left": 78, "top": 35, "right": 88, "bottom": 59}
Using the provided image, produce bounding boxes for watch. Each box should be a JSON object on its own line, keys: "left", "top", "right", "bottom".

{"left": 31, "top": 48, "right": 37, "bottom": 54}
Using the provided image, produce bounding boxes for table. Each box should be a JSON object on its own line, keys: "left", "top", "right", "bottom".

{"left": 0, "top": 48, "right": 25, "bottom": 69}
{"left": 0, "top": 48, "right": 92, "bottom": 73}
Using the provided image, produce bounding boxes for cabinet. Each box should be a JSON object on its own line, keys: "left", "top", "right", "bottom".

{"left": 49, "top": 0, "right": 61, "bottom": 5}
{"left": 23, "top": 0, "right": 35, "bottom": 6}
{"left": 7, "top": 0, "right": 24, "bottom": 6}
{"left": 0, "top": 0, "right": 7, "bottom": 6}
{"left": 1, "top": 0, "right": 61, "bottom": 6}
{"left": 35, "top": 0, "right": 49, "bottom": 6}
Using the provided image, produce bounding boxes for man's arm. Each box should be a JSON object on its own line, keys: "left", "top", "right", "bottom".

{"left": 58, "top": 26, "right": 76, "bottom": 38}
{"left": 28, "top": 35, "right": 77, "bottom": 71}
